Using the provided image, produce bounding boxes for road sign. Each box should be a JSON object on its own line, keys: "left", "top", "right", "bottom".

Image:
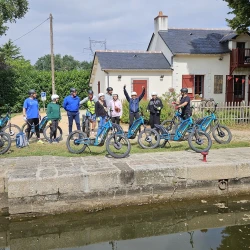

{"left": 41, "top": 92, "right": 46, "bottom": 101}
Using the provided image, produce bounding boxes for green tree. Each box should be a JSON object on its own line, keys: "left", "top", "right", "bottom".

{"left": 0, "top": 0, "right": 29, "bottom": 36}
{"left": 0, "top": 39, "right": 23, "bottom": 60}
{"left": 34, "top": 54, "right": 92, "bottom": 71}
{"left": 223, "top": 0, "right": 250, "bottom": 33}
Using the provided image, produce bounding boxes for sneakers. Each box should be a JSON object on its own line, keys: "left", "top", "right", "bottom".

{"left": 48, "top": 139, "right": 53, "bottom": 144}
{"left": 53, "top": 139, "right": 59, "bottom": 143}
{"left": 37, "top": 139, "right": 44, "bottom": 144}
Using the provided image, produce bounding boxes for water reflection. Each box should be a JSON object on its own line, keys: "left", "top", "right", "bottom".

{"left": 0, "top": 196, "right": 250, "bottom": 250}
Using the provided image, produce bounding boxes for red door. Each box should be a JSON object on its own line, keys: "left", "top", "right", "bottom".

{"left": 182, "top": 75, "right": 194, "bottom": 99}
{"left": 133, "top": 80, "right": 147, "bottom": 100}
{"left": 226, "top": 75, "right": 234, "bottom": 103}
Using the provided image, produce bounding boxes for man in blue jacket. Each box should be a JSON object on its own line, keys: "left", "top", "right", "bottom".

{"left": 63, "top": 88, "right": 80, "bottom": 134}
{"left": 124, "top": 84, "right": 145, "bottom": 128}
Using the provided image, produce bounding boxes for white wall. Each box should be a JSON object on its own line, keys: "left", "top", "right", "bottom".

{"left": 173, "top": 54, "right": 231, "bottom": 102}
{"left": 148, "top": 33, "right": 173, "bottom": 67}
{"left": 101, "top": 70, "right": 172, "bottom": 101}
{"left": 91, "top": 61, "right": 106, "bottom": 95}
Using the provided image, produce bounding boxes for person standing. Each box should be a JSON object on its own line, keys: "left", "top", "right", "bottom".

{"left": 80, "top": 90, "right": 98, "bottom": 136}
{"left": 105, "top": 87, "right": 113, "bottom": 107}
{"left": 147, "top": 92, "right": 163, "bottom": 129}
{"left": 95, "top": 93, "right": 108, "bottom": 136}
{"left": 23, "top": 89, "right": 43, "bottom": 144}
{"left": 176, "top": 88, "right": 191, "bottom": 119}
{"left": 108, "top": 94, "right": 122, "bottom": 124}
{"left": 123, "top": 84, "right": 145, "bottom": 128}
{"left": 63, "top": 88, "right": 80, "bottom": 134}
{"left": 47, "top": 94, "right": 61, "bottom": 143}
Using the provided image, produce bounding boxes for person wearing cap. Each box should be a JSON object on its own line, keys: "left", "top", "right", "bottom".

{"left": 176, "top": 88, "right": 191, "bottom": 119}
{"left": 108, "top": 94, "right": 122, "bottom": 125}
{"left": 63, "top": 88, "right": 81, "bottom": 134}
{"left": 105, "top": 87, "right": 113, "bottom": 106}
{"left": 123, "top": 84, "right": 145, "bottom": 128}
{"left": 23, "top": 89, "right": 43, "bottom": 144}
{"left": 147, "top": 92, "right": 163, "bottom": 129}
{"left": 95, "top": 93, "right": 108, "bottom": 136}
{"left": 80, "top": 90, "right": 98, "bottom": 136}
{"left": 47, "top": 94, "right": 61, "bottom": 143}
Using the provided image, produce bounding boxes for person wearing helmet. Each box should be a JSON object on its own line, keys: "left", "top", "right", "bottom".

{"left": 80, "top": 90, "right": 98, "bottom": 136}
{"left": 23, "top": 89, "right": 43, "bottom": 144}
{"left": 46, "top": 94, "right": 61, "bottom": 143}
{"left": 176, "top": 88, "right": 191, "bottom": 119}
{"left": 63, "top": 88, "right": 81, "bottom": 134}
{"left": 95, "top": 93, "right": 108, "bottom": 136}
{"left": 108, "top": 94, "right": 122, "bottom": 125}
{"left": 147, "top": 92, "right": 163, "bottom": 129}
{"left": 123, "top": 84, "right": 145, "bottom": 128}
{"left": 105, "top": 87, "right": 113, "bottom": 107}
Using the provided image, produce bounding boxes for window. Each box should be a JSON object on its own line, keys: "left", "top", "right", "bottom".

{"left": 214, "top": 75, "right": 223, "bottom": 94}
{"left": 194, "top": 75, "right": 204, "bottom": 97}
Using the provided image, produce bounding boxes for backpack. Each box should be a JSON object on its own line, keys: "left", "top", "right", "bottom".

{"left": 16, "top": 132, "right": 29, "bottom": 148}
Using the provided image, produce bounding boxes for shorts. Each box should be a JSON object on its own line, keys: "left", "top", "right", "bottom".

{"left": 86, "top": 111, "right": 96, "bottom": 121}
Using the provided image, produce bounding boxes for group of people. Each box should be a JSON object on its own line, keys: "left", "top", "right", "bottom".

{"left": 22, "top": 86, "right": 191, "bottom": 143}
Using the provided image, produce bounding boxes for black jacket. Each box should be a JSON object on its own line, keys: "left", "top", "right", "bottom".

{"left": 147, "top": 98, "right": 163, "bottom": 114}
{"left": 95, "top": 100, "right": 107, "bottom": 117}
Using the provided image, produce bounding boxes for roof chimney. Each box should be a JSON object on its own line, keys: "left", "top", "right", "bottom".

{"left": 154, "top": 11, "right": 168, "bottom": 33}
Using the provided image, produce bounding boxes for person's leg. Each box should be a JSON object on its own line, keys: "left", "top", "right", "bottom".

{"left": 97, "top": 116, "right": 105, "bottom": 136}
{"left": 53, "top": 120, "right": 59, "bottom": 139}
{"left": 26, "top": 119, "right": 33, "bottom": 140}
{"left": 34, "top": 118, "right": 41, "bottom": 140}
{"left": 75, "top": 112, "right": 81, "bottom": 131}
{"left": 116, "top": 117, "right": 120, "bottom": 125}
{"left": 154, "top": 114, "right": 160, "bottom": 127}
{"left": 134, "top": 112, "right": 141, "bottom": 132}
{"left": 149, "top": 114, "right": 154, "bottom": 129}
{"left": 129, "top": 113, "right": 134, "bottom": 128}
{"left": 50, "top": 120, "right": 55, "bottom": 140}
{"left": 111, "top": 117, "right": 116, "bottom": 123}
{"left": 67, "top": 112, "right": 74, "bottom": 134}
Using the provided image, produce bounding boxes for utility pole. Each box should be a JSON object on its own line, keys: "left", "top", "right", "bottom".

{"left": 50, "top": 13, "right": 55, "bottom": 94}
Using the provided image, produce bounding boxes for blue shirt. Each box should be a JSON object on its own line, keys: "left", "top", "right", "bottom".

{"left": 63, "top": 95, "right": 80, "bottom": 112}
{"left": 23, "top": 98, "right": 39, "bottom": 119}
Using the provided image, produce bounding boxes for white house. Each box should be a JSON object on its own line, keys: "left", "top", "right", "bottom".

{"left": 90, "top": 11, "right": 250, "bottom": 103}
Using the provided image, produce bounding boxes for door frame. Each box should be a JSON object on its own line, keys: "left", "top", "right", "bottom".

{"left": 131, "top": 78, "right": 149, "bottom": 99}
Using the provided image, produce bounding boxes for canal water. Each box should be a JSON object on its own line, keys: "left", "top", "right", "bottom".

{"left": 1, "top": 196, "right": 250, "bottom": 249}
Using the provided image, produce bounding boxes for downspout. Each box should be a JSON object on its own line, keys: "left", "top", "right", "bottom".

{"left": 104, "top": 70, "right": 109, "bottom": 88}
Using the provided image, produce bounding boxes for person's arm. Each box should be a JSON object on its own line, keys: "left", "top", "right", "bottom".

{"left": 23, "top": 100, "right": 27, "bottom": 118}
{"left": 95, "top": 102, "right": 100, "bottom": 117}
{"left": 139, "top": 87, "right": 145, "bottom": 101}
{"left": 178, "top": 97, "right": 188, "bottom": 108}
{"left": 63, "top": 97, "right": 67, "bottom": 110}
{"left": 147, "top": 101, "right": 150, "bottom": 112}
{"left": 119, "top": 101, "right": 123, "bottom": 116}
{"left": 80, "top": 97, "right": 88, "bottom": 105}
{"left": 157, "top": 99, "right": 163, "bottom": 110}
{"left": 123, "top": 85, "right": 130, "bottom": 102}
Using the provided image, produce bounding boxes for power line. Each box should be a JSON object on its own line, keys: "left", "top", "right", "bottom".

{"left": 13, "top": 17, "right": 50, "bottom": 42}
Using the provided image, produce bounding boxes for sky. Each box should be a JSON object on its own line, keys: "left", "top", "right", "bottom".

{"left": 0, "top": 0, "right": 232, "bottom": 64}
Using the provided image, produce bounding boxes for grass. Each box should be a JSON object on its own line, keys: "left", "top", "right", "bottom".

{"left": 1, "top": 139, "right": 249, "bottom": 158}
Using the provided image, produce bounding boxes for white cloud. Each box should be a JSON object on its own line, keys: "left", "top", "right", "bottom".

{"left": 0, "top": 0, "right": 231, "bottom": 64}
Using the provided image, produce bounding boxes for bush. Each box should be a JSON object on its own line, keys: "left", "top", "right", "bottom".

{"left": 121, "top": 96, "right": 175, "bottom": 124}
{"left": 0, "top": 59, "right": 90, "bottom": 113}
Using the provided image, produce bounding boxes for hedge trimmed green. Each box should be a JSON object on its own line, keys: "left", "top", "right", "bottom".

{"left": 0, "top": 59, "right": 90, "bottom": 112}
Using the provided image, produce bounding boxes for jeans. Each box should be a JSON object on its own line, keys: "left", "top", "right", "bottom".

{"left": 97, "top": 116, "right": 106, "bottom": 136}
{"left": 50, "top": 120, "right": 59, "bottom": 140}
{"left": 129, "top": 112, "right": 140, "bottom": 128}
{"left": 67, "top": 111, "right": 80, "bottom": 134}
{"left": 111, "top": 116, "right": 120, "bottom": 125}
{"left": 26, "top": 118, "right": 40, "bottom": 139}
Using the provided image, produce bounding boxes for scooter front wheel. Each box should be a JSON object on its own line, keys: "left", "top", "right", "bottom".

{"left": 106, "top": 134, "right": 131, "bottom": 158}
{"left": 66, "top": 130, "right": 87, "bottom": 154}
{"left": 138, "top": 128, "right": 160, "bottom": 149}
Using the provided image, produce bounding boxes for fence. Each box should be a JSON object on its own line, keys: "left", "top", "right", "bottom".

{"left": 191, "top": 101, "right": 250, "bottom": 125}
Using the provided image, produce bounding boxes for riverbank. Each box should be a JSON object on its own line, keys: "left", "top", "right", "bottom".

{"left": 1, "top": 147, "right": 250, "bottom": 216}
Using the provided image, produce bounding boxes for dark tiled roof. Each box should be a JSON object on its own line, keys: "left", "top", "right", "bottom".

{"left": 159, "top": 29, "right": 233, "bottom": 54}
{"left": 219, "top": 32, "right": 237, "bottom": 42}
{"left": 96, "top": 51, "right": 171, "bottom": 70}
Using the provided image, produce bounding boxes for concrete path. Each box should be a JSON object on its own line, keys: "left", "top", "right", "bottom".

{"left": 1, "top": 147, "right": 250, "bottom": 215}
